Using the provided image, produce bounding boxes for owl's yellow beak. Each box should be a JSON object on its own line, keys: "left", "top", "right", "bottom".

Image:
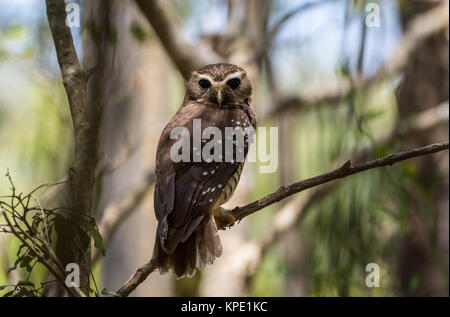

{"left": 216, "top": 91, "right": 223, "bottom": 108}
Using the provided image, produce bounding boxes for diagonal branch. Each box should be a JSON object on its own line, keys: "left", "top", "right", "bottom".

{"left": 116, "top": 140, "right": 449, "bottom": 296}
{"left": 135, "top": 0, "right": 222, "bottom": 79}
{"left": 223, "top": 141, "right": 449, "bottom": 224}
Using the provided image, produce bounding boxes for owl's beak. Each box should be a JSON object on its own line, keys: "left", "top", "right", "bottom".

{"left": 216, "top": 90, "right": 223, "bottom": 108}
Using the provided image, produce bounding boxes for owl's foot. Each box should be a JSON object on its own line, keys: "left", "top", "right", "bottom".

{"left": 213, "top": 207, "right": 236, "bottom": 230}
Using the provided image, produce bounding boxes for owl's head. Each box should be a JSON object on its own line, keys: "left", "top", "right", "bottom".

{"left": 186, "top": 63, "right": 252, "bottom": 108}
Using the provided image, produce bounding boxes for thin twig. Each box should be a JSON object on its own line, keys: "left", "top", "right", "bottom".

{"left": 2, "top": 211, "right": 84, "bottom": 297}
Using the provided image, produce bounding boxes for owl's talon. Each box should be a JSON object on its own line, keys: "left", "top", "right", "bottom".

{"left": 214, "top": 208, "right": 236, "bottom": 230}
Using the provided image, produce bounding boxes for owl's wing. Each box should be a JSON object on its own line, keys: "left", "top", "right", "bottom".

{"left": 156, "top": 160, "right": 240, "bottom": 254}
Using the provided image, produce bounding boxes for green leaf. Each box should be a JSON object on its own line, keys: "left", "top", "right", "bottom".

{"left": 3, "top": 290, "right": 15, "bottom": 297}
{"left": 12, "top": 289, "right": 29, "bottom": 297}
{"left": 0, "top": 285, "right": 7, "bottom": 291}
{"left": 17, "top": 280, "right": 34, "bottom": 287}
{"left": 8, "top": 252, "right": 24, "bottom": 273}
{"left": 19, "top": 254, "right": 33, "bottom": 270}
{"left": 16, "top": 244, "right": 27, "bottom": 258}
{"left": 101, "top": 288, "right": 119, "bottom": 297}
{"left": 85, "top": 219, "right": 106, "bottom": 256}
{"left": 7, "top": 265, "right": 18, "bottom": 273}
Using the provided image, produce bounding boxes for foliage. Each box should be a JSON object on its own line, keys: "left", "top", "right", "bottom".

{"left": 0, "top": 172, "right": 104, "bottom": 297}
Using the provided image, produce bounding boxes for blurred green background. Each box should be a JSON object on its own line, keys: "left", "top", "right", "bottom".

{"left": 0, "top": 0, "right": 448, "bottom": 297}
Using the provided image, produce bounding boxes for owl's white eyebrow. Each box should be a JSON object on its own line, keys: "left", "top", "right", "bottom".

{"left": 196, "top": 72, "right": 242, "bottom": 84}
{"left": 222, "top": 72, "right": 242, "bottom": 83}
{"left": 197, "top": 74, "right": 214, "bottom": 82}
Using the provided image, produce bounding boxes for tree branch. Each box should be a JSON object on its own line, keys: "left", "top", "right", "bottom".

{"left": 116, "top": 140, "right": 449, "bottom": 295}
{"left": 223, "top": 141, "right": 449, "bottom": 225}
{"left": 135, "top": 0, "right": 222, "bottom": 79}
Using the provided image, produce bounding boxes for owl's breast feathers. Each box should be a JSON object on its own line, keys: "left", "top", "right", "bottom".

{"left": 154, "top": 101, "right": 256, "bottom": 254}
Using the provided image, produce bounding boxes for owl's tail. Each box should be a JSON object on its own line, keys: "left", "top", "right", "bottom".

{"left": 152, "top": 215, "right": 223, "bottom": 278}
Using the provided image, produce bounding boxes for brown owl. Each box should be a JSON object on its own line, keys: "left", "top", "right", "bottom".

{"left": 152, "top": 63, "right": 257, "bottom": 278}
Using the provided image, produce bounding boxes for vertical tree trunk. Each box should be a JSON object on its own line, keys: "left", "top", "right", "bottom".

{"left": 395, "top": 0, "right": 449, "bottom": 296}
{"left": 46, "top": 0, "right": 98, "bottom": 296}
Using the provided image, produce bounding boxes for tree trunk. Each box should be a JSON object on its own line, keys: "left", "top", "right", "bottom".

{"left": 395, "top": 0, "right": 449, "bottom": 296}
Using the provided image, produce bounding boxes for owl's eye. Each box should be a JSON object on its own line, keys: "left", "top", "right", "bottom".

{"left": 198, "top": 79, "right": 211, "bottom": 89}
{"left": 227, "top": 78, "right": 241, "bottom": 89}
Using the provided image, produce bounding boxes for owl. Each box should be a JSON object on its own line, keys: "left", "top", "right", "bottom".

{"left": 152, "top": 63, "right": 257, "bottom": 278}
